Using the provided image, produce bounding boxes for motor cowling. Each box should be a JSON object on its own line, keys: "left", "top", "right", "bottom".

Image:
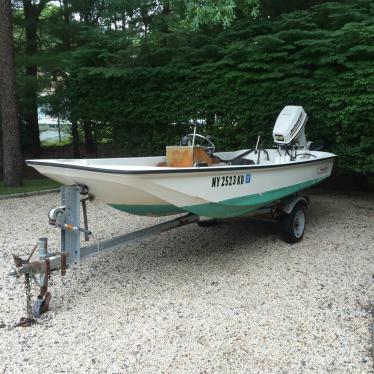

{"left": 273, "top": 106, "right": 308, "bottom": 148}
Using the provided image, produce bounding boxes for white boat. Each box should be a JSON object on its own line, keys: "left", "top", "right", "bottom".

{"left": 27, "top": 106, "right": 336, "bottom": 219}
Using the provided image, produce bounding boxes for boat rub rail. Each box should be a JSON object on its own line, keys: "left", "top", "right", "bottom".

{"left": 26, "top": 156, "right": 336, "bottom": 175}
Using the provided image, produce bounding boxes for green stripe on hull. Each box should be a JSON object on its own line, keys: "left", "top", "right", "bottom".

{"left": 183, "top": 176, "right": 328, "bottom": 218}
{"left": 110, "top": 204, "right": 184, "bottom": 216}
{"left": 110, "top": 176, "right": 328, "bottom": 218}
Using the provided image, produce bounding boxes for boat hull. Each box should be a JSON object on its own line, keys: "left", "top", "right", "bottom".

{"left": 109, "top": 177, "right": 327, "bottom": 217}
{"left": 27, "top": 154, "right": 335, "bottom": 218}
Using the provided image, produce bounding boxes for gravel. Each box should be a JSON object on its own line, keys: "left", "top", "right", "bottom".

{"left": 0, "top": 190, "right": 373, "bottom": 373}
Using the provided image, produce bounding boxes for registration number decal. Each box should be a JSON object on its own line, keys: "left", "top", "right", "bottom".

{"left": 211, "top": 174, "right": 251, "bottom": 188}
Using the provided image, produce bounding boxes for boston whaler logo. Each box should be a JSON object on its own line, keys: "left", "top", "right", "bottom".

{"left": 211, "top": 174, "right": 251, "bottom": 188}
{"left": 318, "top": 165, "right": 328, "bottom": 174}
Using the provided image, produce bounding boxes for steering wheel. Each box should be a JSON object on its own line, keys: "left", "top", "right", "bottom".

{"left": 182, "top": 133, "right": 215, "bottom": 155}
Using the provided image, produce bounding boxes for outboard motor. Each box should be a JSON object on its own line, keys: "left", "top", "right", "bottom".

{"left": 273, "top": 106, "right": 309, "bottom": 149}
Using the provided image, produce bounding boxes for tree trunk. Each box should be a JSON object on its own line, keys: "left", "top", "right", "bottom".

{"left": 140, "top": 7, "right": 149, "bottom": 40}
{"left": 62, "top": 0, "right": 70, "bottom": 49}
{"left": 71, "top": 121, "right": 80, "bottom": 158}
{"left": 83, "top": 121, "right": 95, "bottom": 153}
{"left": 121, "top": 11, "right": 127, "bottom": 31}
{"left": 23, "top": 0, "right": 47, "bottom": 158}
{"left": 0, "top": 0, "right": 23, "bottom": 187}
{"left": 61, "top": 0, "right": 80, "bottom": 159}
{"left": 0, "top": 125, "right": 3, "bottom": 178}
{"left": 159, "top": 2, "right": 170, "bottom": 33}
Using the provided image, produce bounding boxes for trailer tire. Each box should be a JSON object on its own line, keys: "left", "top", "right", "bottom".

{"left": 280, "top": 202, "right": 306, "bottom": 244}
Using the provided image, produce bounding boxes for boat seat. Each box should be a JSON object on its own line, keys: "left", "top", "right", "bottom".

{"left": 231, "top": 158, "right": 255, "bottom": 165}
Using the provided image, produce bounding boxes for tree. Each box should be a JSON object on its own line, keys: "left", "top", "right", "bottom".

{"left": 0, "top": 0, "right": 23, "bottom": 187}
{"left": 22, "top": 0, "right": 51, "bottom": 158}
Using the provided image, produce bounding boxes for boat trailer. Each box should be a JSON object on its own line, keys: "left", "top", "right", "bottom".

{"left": 8, "top": 185, "right": 309, "bottom": 325}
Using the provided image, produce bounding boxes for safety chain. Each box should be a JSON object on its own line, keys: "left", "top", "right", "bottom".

{"left": 25, "top": 273, "right": 33, "bottom": 319}
{"left": 17, "top": 273, "right": 35, "bottom": 327}
{"left": 15, "top": 243, "right": 38, "bottom": 327}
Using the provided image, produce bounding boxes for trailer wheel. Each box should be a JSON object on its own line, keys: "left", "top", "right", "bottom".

{"left": 280, "top": 202, "right": 306, "bottom": 243}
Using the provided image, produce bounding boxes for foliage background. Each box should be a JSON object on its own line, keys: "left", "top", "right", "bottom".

{"left": 11, "top": 0, "right": 374, "bottom": 183}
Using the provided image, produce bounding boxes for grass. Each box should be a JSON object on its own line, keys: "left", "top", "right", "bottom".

{"left": 0, "top": 179, "right": 60, "bottom": 195}
{"left": 41, "top": 137, "right": 71, "bottom": 147}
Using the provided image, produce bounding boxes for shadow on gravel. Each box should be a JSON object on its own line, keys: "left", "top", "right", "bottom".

{"left": 50, "top": 219, "right": 287, "bottom": 313}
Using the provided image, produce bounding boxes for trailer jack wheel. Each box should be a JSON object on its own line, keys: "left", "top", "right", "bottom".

{"left": 32, "top": 292, "right": 52, "bottom": 318}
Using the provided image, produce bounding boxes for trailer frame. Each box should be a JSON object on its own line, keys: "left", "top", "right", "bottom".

{"left": 9, "top": 185, "right": 309, "bottom": 321}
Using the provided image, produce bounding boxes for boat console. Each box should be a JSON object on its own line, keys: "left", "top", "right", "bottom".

{"left": 165, "top": 124, "right": 220, "bottom": 167}
{"left": 166, "top": 146, "right": 220, "bottom": 167}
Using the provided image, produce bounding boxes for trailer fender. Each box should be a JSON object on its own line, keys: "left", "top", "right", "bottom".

{"left": 281, "top": 195, "right": 310, "bottom": 215}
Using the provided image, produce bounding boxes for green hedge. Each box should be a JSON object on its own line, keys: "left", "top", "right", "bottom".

{"left": 67, "top": 0, "right": 374, "bottom": 175}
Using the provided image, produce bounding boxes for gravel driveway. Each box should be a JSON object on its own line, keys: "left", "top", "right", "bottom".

{"left": 0, "top": 191, "right": 373, "bottom": 373}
